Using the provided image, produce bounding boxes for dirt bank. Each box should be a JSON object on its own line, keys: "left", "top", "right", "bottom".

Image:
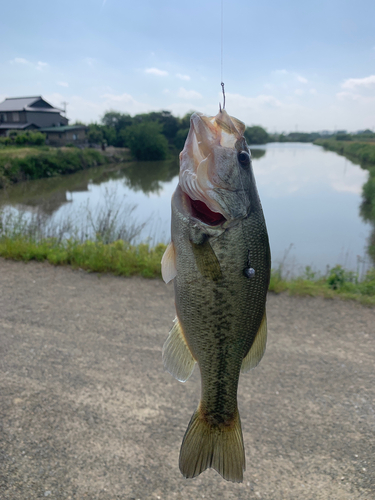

{"left": 0, "top": 259, "right": 374, "bottom": 499}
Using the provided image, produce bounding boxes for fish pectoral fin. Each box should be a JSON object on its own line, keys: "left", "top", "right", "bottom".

{"left": 162, "top": 317, "right": 196, "bottom": 382}
{"left": 190, "top": 239, "right": 222, "bottom": 282}
{"left": 241, "top": 311, "right": 267, "bottom": 373}
{"left": 161, "top": 241, "right": 177, "bottom": 283}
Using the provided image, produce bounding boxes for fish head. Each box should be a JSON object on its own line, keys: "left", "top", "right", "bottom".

{"left": 179, "top": 109, "right": 256, "bottom": 227}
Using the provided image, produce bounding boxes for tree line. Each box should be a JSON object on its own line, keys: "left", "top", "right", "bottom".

{"left": 86, "top": 111, "right": 277, "bottom": 161}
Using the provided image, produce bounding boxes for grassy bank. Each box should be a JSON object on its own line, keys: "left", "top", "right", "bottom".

{"left": 0, "top": 235, "right": 374, "bottom": 305}
{"left": 0, "top": 147, "right": 109, "bottom": 188}
{"left": 0, "top": 237, "right": 165, "bottom": 278}
{"left": 314, "top": 139, "right": 375, "bottom": 166}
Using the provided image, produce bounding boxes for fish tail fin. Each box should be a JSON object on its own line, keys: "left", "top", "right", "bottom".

{"left": 179, "top": 406, "right": 245, "bottom": 483}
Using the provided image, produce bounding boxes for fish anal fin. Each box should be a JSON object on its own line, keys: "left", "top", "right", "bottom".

{"left": 241, "top": 311, "right": 267, "bottom": 373}
{"left": 179, "top": 406, "right": 245, "bottom": 483}
{"left": 162, "top": 317, "right": 196, "bottom": 382}
{"left": 161, "top": 241, "right": 177, "bottom": 283}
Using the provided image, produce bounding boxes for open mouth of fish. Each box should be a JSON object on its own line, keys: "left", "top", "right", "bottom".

{"left": 188, "top": 196, "right": 227, "bottom": 226}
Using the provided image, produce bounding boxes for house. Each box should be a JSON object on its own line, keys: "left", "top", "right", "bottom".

{"left": 0, "top": 96, "right": 68, "bottom": 136}
{"left": 39, "top": 125, "right": 88, "bottom": 147}
{"left": 0, "top": 95, "right": 88, "bottom": 146}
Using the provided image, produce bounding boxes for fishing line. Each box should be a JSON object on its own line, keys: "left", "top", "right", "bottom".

{"left": 220, "top": 0, "right": 225, "bottom": 111}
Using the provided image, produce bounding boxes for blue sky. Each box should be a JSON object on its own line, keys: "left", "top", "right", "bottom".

{"left": 1, "top": 0, "right": 375, "bottom": 131}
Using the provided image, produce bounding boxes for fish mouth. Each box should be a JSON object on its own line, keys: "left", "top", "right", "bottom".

{"left": 189, "top": 196, "right": 226, "bottom": 226}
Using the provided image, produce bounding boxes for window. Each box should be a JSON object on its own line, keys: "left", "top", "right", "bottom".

{"left": 73, "top": 134, "right": 77, "bottom": 140}
{"left": 12, "top": 112, "right": 19, "bottom": 122}
{"left": 0, "top": 113, "right": 7, "bottom": 122}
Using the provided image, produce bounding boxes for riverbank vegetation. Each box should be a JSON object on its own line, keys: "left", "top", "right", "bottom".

{"left": 0, "top": 146, "right": 107, "bottom": 188}
{"left": 0, "top": 205, "right": 374, "bottom": 305}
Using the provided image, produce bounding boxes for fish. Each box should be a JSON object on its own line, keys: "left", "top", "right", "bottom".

{"left": 161, "top": 109, "right": 271, "bottom": 482}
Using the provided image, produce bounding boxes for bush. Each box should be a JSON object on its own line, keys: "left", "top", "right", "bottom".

{"left": 0, "top": 131, "right": 46, "bottom": 146}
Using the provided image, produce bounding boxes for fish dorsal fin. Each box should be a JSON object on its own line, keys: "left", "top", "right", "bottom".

{"left": 161, "top": 242, "right": 177, "bottom": 283}
{"left": 163, "top": 317, "right": 196, "bottom": 382}
{"left": 241, "top": 311, "right": 267, "bottom": 373}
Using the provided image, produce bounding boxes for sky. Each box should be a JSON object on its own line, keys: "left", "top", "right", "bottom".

{"left": 1, "top": 0, "right": 375, "bottom": 132}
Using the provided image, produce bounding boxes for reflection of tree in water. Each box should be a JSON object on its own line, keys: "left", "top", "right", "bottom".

{"left": 360, "top": 190, "right": 375, "bottom": 266}
{"left": 1, "top": 150, "right": 261, "bottom": 217}
{"left": 120, "top": 158, "right": 179, "bottom": 194}
{"left": 0, "top": 157, "right": 180, "bottom": 216}
{"left": 250, "top": 149, "right": 266, "bottom": 160}
{"left": 359, "top": 163, "right": 375, "bottom": 265}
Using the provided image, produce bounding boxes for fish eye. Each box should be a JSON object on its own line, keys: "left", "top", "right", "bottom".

{"left": 238, "top": 151, "right": 250, "bottom": 168}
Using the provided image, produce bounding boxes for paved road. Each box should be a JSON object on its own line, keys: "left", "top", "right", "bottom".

{"left": 0, "top": 259, "right": 374, "bottom": 500}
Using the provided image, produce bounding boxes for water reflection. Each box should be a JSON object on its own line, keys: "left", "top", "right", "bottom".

{"left": 0, "top": 157, "right": 180, "bottom": 215}
{"left": 0, "top": 144, "right": 371, "bottom": 273}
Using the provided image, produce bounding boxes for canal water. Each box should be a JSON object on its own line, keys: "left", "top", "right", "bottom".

{"left": 0, "top": 143, "right": 371, "bottom": 275}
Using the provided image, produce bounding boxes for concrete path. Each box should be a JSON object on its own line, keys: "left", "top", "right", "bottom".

{"left": 0, "top": 259, "right": 374, "bottom": 500}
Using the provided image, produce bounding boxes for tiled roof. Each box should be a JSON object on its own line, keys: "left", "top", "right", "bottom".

{"left": 0, "top": 123, "right": 37, "bottom": 130}
{"left": 0, "top": 96, "right": 63, "bottom": 113}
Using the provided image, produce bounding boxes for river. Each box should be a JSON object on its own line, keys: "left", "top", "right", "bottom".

{"left": 0, "top": 143, "right": 371, "bottom": 275}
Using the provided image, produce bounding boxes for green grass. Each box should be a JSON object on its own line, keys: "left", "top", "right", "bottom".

{"left": 314, "top": 139, "right": 375, "bottom": 166}
{"left": 0, "top": 235, "right": 374, "bottom": 305}
{"left": 269, "top": 265, "right": 375, "bottom": 306}
{"left": 0, "top": 237, "right": 166, "bottom": 279}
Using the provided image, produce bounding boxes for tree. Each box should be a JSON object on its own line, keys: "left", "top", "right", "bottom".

{"left": 87, "top": 125, "right": 104, "bottom": 144}
{"left": 174, "top": 128, "right": 189, "bottom": 151}
{"left": 244, "top": 126, "right": 270, "bottom": 145}
{"left": 125, "top": 122, "right": 169, "bottom": 161}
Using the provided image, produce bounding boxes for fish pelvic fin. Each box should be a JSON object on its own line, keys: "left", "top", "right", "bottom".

{"left": 241, "top": 310, "right": 267, "bottom": 373}
{"left": 179, "top": 406, "right": 245, "bottom": 483}
{"left": 162, "top": 317, "right": 196, "bottom": 382}
{"left": 161, "top": 241, "right": 177, "bottom": 284}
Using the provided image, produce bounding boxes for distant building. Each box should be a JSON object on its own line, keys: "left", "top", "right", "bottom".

{"left": 39, "top": 125, "right": 88, "bottom": 147}
{"left": 0, "top": 96, "right": 69, "bottom": 136}
{"left": 0, "top": 96, "right": 88, "bottom": 146}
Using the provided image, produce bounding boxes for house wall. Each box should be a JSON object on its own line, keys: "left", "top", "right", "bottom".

{"left": 25, "top": 111, "right": 68, "bottom": 128}
{"left": 0, "top": 111, "right": 27, "bottom": 123}
{"left": 45, "top": 128, "right": 87, "bottom": 146}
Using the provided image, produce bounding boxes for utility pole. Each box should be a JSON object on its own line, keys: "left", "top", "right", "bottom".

{"left": 61, "top": 101, "right": 68, "bottom": 117}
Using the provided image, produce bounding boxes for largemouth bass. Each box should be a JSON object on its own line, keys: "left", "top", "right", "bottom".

{"left": 161, "top": 109, "right": 271, "bottom": 482}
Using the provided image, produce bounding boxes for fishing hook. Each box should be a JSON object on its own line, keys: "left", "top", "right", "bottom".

{"left": 219, "top": 82, "right": 226, "bottom": 112}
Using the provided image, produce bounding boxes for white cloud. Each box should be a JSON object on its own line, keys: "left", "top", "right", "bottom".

{"left": 145, "top": 67, "right": 168, "bottom": 76}
{"left": 163, "top": 89, "right": 170, "bottom": 94}
{"left": 12, "top": 57, "right": 28, "bottom": 64}
{"left": 177, "top": 87, "right": 202, "bottom": 100}
{"left": 10, "top": 57, "right": 48, "bottom": 71}
{"left": 342, "top": 75, "right": 375, "bottom": 90}
{"left": 297, "top": 75, "right": 308, "bottom": 84}
{"left": 176, "top": 73, "right": 190, "bottom": 81}
{"left": 309, "top": 88, "right": 317, "bottom": 95}
{"left": 294, "top": 89, "right": 304, "bottom": 96}
{"left": 57, "top": 81, "right": 69, "bottom": 87}
{"left": 273, "top": 69, "right": 288, "bottom": 75}
{"left": 37, "top": 61, "right": 48, "bottom": 70}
